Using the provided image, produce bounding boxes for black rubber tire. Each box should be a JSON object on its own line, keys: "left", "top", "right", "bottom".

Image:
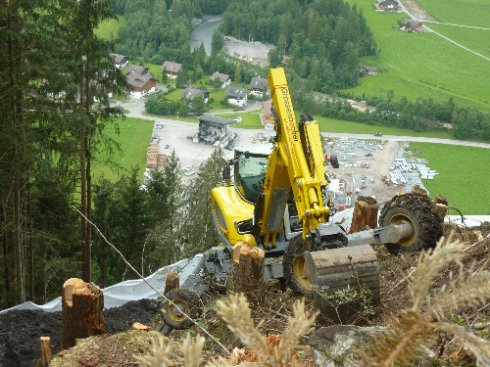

{"left": 283, "top": 235, "right": 315, "bottom": 296}
{"left": 161, "top": 288, "right": 202, "bottom": 330}
{"left": 379, "top": 193, "right": 442, "bottom": 255}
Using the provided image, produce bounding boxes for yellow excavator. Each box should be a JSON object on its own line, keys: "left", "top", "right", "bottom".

{"left": 161, "top": 67, "right": 442, "bottom": 330}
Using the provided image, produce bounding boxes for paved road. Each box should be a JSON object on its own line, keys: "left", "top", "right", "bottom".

{"left": 117, "top": 98, "right": 490, "bottom": 150}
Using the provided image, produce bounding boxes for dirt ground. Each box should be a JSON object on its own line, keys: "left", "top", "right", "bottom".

{"left": 399, "top": 0, "right": 435, "bottom": 21}
{"left": 0, "top": 299, "right": 161, "bottom": 367}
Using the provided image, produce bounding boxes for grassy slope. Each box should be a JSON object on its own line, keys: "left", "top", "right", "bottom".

{"left": 92, "top": 118, "right": 154, "bottom": 182}
{"left": 409, "top": 143, "right": 490, "bottom": 214}
{"left": 343, "top": 0, "right": 490, "bottom": 113}
{"left": 95, "top": 16, "right": 125, "bottom": 40}
{"left": 416, "top": 0, "right": 490, "bottom": 26}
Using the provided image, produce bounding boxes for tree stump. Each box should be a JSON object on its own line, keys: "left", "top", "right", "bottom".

{"left": 40, "top": 336, "right": 52, "bottom": 367}
{"left": 61, "top": 278, "right": 105, "bottom": 349}
{"left": 349, "top": 196, "right": 379, "bottom": 234}
{"left": 227, "top": 241, "right": 265, "bottom": 304}
{"left": 164, "top": 271, "right": 180, "bottom": 294}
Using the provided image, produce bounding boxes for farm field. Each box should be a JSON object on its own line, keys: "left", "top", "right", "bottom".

{"left": 409, "top": 142, "right": 490, "bottom": 214}
{"left": 92, "top": 118, "right": 153, "bottom": 182}
{"left": 417, "top": 0, "right": 490, "bottom": 27}
{"left": 343, "top": 0, "right": 490, "bottom": 113}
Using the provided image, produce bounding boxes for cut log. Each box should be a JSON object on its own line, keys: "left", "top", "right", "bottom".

{"left": 61, "top": 278, "right": 105, "bottom": 350}
{"left": 164, "top": 271, "right": 180, "bottom": 294}
{"left": 349, "top": 197, "right": 379, "bottom": 234}
{"left": 40, "top": 336, "right": 52, "bottom": 367}
{"left": 227, "top": 241, "right": 265, "bottom": 304}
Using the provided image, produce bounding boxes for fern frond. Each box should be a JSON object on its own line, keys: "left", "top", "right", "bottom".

{"left": 409, "top": 234, "right": 464, "bottom": 311}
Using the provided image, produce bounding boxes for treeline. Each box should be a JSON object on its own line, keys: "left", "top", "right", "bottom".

{"left": 297, "top": 89, "right": 490, "bottom": 141}
{"left": 221, "top": 0, "right": 376, "bottom": 92}
{"left": 0, "top": 1, "right": 125, "bottom": 308}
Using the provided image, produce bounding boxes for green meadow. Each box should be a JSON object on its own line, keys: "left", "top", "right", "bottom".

{"left": 92, "top": 118, "right": 154, "bottom": 182}
{"left": 95, "top": 16, "right": 125, "bottom": 40}
{"left": 344, "top": 0, "right": 490, "bottom": 113}
{"left": 409, "top": 143, "right": 490, "bottom": 214}
{"left": 416, "top": 0, "right": 490, "bottom": 27}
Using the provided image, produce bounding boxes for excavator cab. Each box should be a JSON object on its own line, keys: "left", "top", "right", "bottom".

{"left": 234, "top": 145, "right": 270, "bottom": 203}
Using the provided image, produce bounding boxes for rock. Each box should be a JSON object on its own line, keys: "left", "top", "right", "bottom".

{"left": 308, "top": 325, "right": 383, "bottom": 367}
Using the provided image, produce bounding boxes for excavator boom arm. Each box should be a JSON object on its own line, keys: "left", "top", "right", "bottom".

{"left": 257, "top": 68, "right": 329, "bottom": 243}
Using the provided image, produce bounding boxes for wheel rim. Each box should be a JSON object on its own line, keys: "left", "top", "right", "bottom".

{"left": 167, "top": 301, "right": 188, "bottom": 323}
{"left": 293, "top": 255, "right": 312, "bottom": 290}
{"left": 389, "top": 213, "right": 416, "bottom": 247}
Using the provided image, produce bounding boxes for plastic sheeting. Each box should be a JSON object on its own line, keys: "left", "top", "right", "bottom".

{"left": 0, "top": 259, "right": 190, "bottom": 314}
{"left": 1, "top": 211, "right": 488, "bottom": 315}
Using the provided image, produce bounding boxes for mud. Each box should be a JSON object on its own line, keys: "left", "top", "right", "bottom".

{"left": 0, "top": 299, "right": 161, "bottom": 367}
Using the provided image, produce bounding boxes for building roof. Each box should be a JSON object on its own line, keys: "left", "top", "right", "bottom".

{"left": 227, "top": 87, "right": 247, "bottom": 99}
{"left": 210, "top": 72, "right": 230, "bottom": 83}
{"left": 110, "top": 53, "right": 128, "bottom": 64}
{"left": 197, "top": 115, "right": 235, "bottom": 127}
{"left": 182, "top": 87, "right": 208, "bottom": 100}
{"left": 162, "top": 61, "right": 183, "bottom": 74}
{"left": 127, "top": 73, "right": 154, "bottom": 89}
{"left": 379, "top": 0, "right": 399, "bottom": 6}
{"left": 250, "top": 76, "right": 268, "bottom": 90}
{"left": 127, "top": 64, "right": 148, "bottom": 75}
{"left": 400, "top": 17, "right": 422, "bottom": 27}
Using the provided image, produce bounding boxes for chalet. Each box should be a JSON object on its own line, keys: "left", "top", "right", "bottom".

{"left": 161, "top": 61, "right": 183, "bottom": 79}
{"left": 376, "top": 0, "right": 401, "bottom": 13}
{"left": 261, "top": 99, "right": 274, "bottom": 125}
{"left": 127, "top": 73, "right": 156, "bottom": 99}
{"left": 110, "top": 53, "right": 128, "bottom": 69}
{"left": 399, "top": 17, "right": 424, "bottom": 32}
{"left": 210, "top": 72, "right": 231, "bottom": 88}
{"left": 182, "top": 87, "right": 209, "bottom": 103}
{"left": 249, "top": 76, "right": 269, "bottom": 97}
{"left": 127, "top": 64, "right": 148, "bottom": 75}
{"left": 226, "top": 87, "right": 248, "bottom": 107}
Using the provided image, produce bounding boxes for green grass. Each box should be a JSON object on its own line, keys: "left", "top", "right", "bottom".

{"left": 417, "top": 0, "right": 490, "bottom": 27}
{"left": 409, "top": 143, "right": 490, "bottom": 214}
{"left": 218, "top": 112, "right": 262, "bottom": 128}
{"left": 144, "top": 63, "right": 163, "bottom": 83}
{"left": 315, "top": 116, "right": 452, "bottom": 138}
{"left": 429, "top": 23, "right": 490, "bottom": 59}
{"left": 208, "top": 88, "right": 228, "bottom": 109}
{"left": 343, "top": 0, "right": 490, "bottom": 113}
{"left": 165, "top": 88, "right": 184, "bottom": 102}
{"left": 92, "top": 118, "right": 154, "bottom": 182}
{"left": 95, "top": 16, "right": 125, "bottom": 40}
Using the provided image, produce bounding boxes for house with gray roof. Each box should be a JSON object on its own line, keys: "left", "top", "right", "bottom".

{"left": 249, "top": 76, "right": 269, "bottom": 97}
{"left": 182, "top": 87, "right": 209, "bottom": 103}
{"left": 227, "top": 87, "right": 248, "bottom": 107}
{"left": 210, "top": 72, "right": 231, "bottom": 88}
{"left": 162, "top": 61, "right": 183, "bottom": 79}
